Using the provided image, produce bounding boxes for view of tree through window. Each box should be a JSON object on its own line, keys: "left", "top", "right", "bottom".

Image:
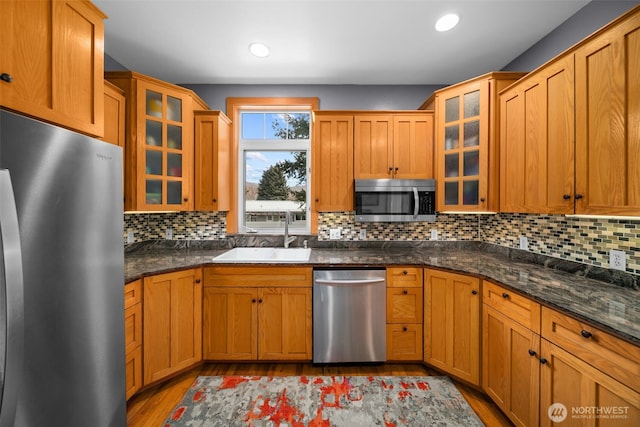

{"left": 240, "top": 111, "right": 310, "bottom": 232}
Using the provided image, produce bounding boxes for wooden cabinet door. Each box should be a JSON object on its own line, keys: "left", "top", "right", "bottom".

{"left": 574, "top": 11, "right": 640, "bottom": 215}
{"left": 387, "top": 324, "right": 423, "bottom": 361}
{"left": 483, "top": 305, "right": 540, "bottom": 427}
{"left": 258, "top": 287, "right": 312, "bottom": 360}
{"left": 203, "top": 287, "right": 257, "bottom": 360}
{"left": 143, "top": 269, "right": 202, "bottom": 385}
{"left": 424, "top": 269, "right": 481, "bottom": 385}
{"left": 312, "top": 113, "right": 354, "bottom": 211}
{"left": 354, "top": 115, "right": 394, "bottom": 178}
{"left": 393, "top": 113, "right": 434, "bottom": 179}
{"left": 101, "top": 81, "right": 126, "bottom": 148}
{"left": 0, "top": 0, "right": 105, "bottom": 136}
{"left": 499, "top": 56, "right": 575, "bottom": 214}
{"left": 195, "top": 110, "right": 232, "bottom": 211}
{"left": 539, "top": 339, "right": 640, "bottom": 427}
{"left": 387, "top": 287, "right": 423, "bottom": 324}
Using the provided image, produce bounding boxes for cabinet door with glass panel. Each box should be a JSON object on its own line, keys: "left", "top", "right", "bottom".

{"left": 434, "top": 72, "right": 525, "bottom": 212}
{"left": 136, "top": 79, "right": 193, "bottom": 211}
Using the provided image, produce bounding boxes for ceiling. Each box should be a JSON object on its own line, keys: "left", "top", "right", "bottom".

{"left": 95, "top": 0, "right": 590, "bottom": 86}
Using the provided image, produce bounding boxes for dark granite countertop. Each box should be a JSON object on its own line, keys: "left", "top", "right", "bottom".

{"left": 125, "top": 241, "right": 640, "bottom": 347}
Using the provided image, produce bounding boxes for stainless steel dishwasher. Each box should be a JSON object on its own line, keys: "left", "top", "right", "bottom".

{"left": 313, "top": 269, "right": 386, "bottom": 363}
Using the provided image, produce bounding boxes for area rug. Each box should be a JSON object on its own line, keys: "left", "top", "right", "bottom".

{"left": 164, "top": 375, "right": 484, "bottom": 427}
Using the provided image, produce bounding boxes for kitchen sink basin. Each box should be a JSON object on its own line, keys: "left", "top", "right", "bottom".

{"left": 212, "top": 247, "right": 312, "bottom": 263}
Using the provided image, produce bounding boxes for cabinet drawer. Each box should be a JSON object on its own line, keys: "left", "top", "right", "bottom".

{"left": 204, "top": 266, "right": 312, "bottom": 287}
{"left": 387, "top": 324, "right": 423, "bottom": 361}
{"left": 542, "top": 306, "right": 640, "bottom": 393}
{"left": 483, "top": 281, "right": 540, "bottom": 333}
{"left": 124, "top": 279, "right": 142, "bottom": 309}
{"left": 387, "top": 288, "right": 423, "bottom": 324}
{"left": 387, "top": 267, "right": 423, "bottom": 287}
{"left": 124, "top": 303, "right": 142, "bottom": 354}
{"left": 125, "top": 346, "right": 142, "bottom": 400}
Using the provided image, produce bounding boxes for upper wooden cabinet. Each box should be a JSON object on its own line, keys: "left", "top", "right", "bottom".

{"left": 500, "top": 5, "right": 640, "bottom": 216}
{"left": 574, "top": 8, "right": 640, "bottom": 215}
{"left": 0, "top": 0, "right": 106, "bottom": 136}
{"left": 311, "top": 112, "right": 354, "bottom": 212}
{"left": 354, "top": 112, "right": 434, "bottom": 179}
{"left": 101, "top": 80, "right": 126, "bottom": 148}
{"left": 434, "top": 72, "right": 525, "bottom": 212}
{"left": 499, "top": 56, "right": 574, "bottom": 214}
{"left": 106, "top": 71, "right": 206, "bottom": 211}
{"left": 194, "top": 110, "right": 232, "bottom": 211}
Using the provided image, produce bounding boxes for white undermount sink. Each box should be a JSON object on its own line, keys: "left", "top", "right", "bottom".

{"left": 212, "top": 247, "right": 311, "bottom": 263}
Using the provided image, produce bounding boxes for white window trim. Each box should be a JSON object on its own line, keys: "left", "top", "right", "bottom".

{"left": 237, "top": 109, "right": 311, "bottom": 235}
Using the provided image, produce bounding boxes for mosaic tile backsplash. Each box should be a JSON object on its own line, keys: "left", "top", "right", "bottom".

{"left": 124, "top": 211, "right": 640, "bottom": 275}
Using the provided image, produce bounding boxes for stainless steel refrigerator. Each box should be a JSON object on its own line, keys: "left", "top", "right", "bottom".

{"left": 0, "top": 109, "right": 126, "bottom": 426}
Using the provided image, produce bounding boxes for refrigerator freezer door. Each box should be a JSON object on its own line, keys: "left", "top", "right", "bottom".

{"left": 0, "top": 170, "right": 25, "bottom": 427}
{"left": 0, "top": 110, "right": 125, "bottom": 427}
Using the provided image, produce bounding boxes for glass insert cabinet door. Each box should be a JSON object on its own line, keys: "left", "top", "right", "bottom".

{"left": 138, "top": 82, "right": 191, "bottom": 209}
{"left": 438, "top": 82, "right": 487, "bottom": 210}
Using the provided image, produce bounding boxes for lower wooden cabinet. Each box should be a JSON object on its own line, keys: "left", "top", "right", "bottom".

{"left": 540, "top": 339, "right": 640, "bottom": 427}
{"left": 424, "top": 269, "right": 481, "bottom": 385}
{"left": 483, "top": 305, "right": 540, "bottom": 427}
{"left": 386, "top": 267, "right": 423, "bottom": 360}
{"left": 202, "top": 266, "right": 312, "bottom": 361}
{"left": 124, "top": 279, "right": 142, "bottom": 399}
{"left": 143, "top": 268, "right": 203, "bottom": 385}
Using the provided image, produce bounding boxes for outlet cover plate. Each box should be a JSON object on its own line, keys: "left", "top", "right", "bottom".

{"left": 609, "top": 249, "right": 626, "bottom": 271}
{"left": 359, "top": 229, "right": 366, "bottom": 240}
{"left": 430, "top": 229, "right": 438, "bottom": 240}
{"left": 329, "top": 228, "right": 341, "bottom": 240}
{"left": 519, "top": 235, "right": 529, "bottom": 250}
{"left": 127, "top": 230, "right": 135, "bottom": 244}
{"left": 165, "top": 228, "right": 173, "bottom": 240}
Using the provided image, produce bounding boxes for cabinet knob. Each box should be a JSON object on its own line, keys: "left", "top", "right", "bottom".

{"left": 212, "top": 198, "right": 217, "bottom": 203}
{"left": 195, "top": 279, "right": 201, "bottom": 284}
{"left": 580, "top": 329, "right": 592, "bottom": 339}
{"left": 575, "top": 194, "right": 583, "bottom": 200}
{"left": 540, "top": 357, "right": 548, "bottom": 364}
{"left": 471, "top": 290, "right": 478, "bottom": 295}
{"left": 402, "top": 289, "right": 408, "bottom": 295}
{"left": 388, "top": 167, "right": 393, "bottom": 173}
{"left": 183, "top": 197, "right": 189, "bottom": 202}
{"left": 402, "top": 326, "right": 408, "bottom": 332}
{"left": 502, "top": 292, "right": 509, "bottom": 299}
{"left": 480, "top": 198, "right": 486, "bottom": 203}
{"left": 563, "top": 194, "right": 571, "bottom": 200}
{"left": 528, "top": 349, "right": 537, "bottom": 357}
{"left": 1, "top": 73, "right": 13, "bottom": 83}
{"left": 315, "top": 198, "right": 319, "bottom": 203}
{"left": 402, "top": 270, "right": 408, "bottom": 275}
{"left": 394, "top": 167, "right": 399, "bottom": 172}
{"left": 252, "top": 298, "right": 257, "bottom": 303}
{"left": 258, "top": 298, "right": 263, "bottom": 303}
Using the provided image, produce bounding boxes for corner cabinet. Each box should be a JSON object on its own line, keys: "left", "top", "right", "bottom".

{"left": 202, "top": 266, "right": 313, "bottom": 361}
{"left": 143, "top": 268, "right": 202, "bottom": 386}
{"left": 106, "top": 71, "right": 199, "bottom": 211}
{"left": 311, "top": 112, "right": 354, "bottom": 212}
{"left": 0, "top": 0, "right": 106, "bottom": 136}
{"left": 424, "top": 269, "right": 481, "bottom": 385}
{"left": 354, "top": 112, "right": 434, "bottom": 179}
{"left": 194, "top": 110, "right": 232, "bottom": 211}
{"left": 433, "top": 72, "right": 524, "bottom": 212}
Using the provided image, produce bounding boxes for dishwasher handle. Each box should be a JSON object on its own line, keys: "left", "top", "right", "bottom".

{"left": 314, "top": 278, "right": 385, "bottom": 287}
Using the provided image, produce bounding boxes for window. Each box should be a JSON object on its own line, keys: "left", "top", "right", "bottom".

{"left": 238, "top": 109, "right": 311, "bottom": 234}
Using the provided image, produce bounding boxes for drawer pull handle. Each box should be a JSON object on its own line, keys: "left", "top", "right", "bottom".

{"left": 471, "top": 290, "right": 478, "bottom": 295}
{"left": 402, "top": 289, "right": 408, "bottom": 295}
{"left": 402, "top": 270, "right": 408, "bottom": 275}
{"left": 1, "top": 73, "right": 13, "bottom": 83}
{"left": 540, "top": 357, "right": 548, "bottom": 364}
{"left": 501, "top": 292, "right": 509, "bottom": 299}
{"left": 581, "top": 330, "right": 592, "bottom": 339}
{"left": 528, "top": 349, "right": 536, "bottom": 357}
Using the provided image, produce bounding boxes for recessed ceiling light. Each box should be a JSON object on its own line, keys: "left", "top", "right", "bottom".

{"left": 249, "top": 42, "right": 270, "bottom": 58}
{"left": 435, "top": 13, "right": 460, "bottom": 32}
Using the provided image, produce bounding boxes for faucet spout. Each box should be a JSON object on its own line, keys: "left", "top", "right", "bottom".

{"left": 284, "top": 210, "right": 297, "bottom": 248}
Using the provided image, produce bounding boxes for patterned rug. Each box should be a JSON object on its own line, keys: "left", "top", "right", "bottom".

{"left": 164, "top": 375, "right": 484, "bottom": 426}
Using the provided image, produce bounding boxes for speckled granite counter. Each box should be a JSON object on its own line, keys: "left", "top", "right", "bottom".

{"left": 125, "top": 241, "right": 640, "bottom": 346}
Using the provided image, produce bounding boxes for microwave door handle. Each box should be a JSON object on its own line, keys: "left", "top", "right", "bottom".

{"left": 413, "top": 187, "right": 419, "bottom": 218}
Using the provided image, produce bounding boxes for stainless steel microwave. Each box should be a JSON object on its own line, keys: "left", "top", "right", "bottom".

{"left": 354, "top": 179, "right": 436, "bottom": 222}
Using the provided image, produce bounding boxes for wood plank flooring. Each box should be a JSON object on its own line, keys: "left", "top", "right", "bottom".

{"left": 127, "top": 363, "right": 513, "bottom": 427}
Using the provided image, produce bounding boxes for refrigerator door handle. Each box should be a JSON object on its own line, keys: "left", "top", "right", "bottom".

{"left": 0, "top": 169, "right": 24, "bottom": 427}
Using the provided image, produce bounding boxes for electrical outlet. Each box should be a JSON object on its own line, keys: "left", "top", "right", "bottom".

{"left": 609, "top": 249, "right": 626, "bottom": 271}
{"left": 126, "top": 230, "right": 135, "bottom": 244}
{"left": 165, "top": 228, "right": 173, "bottom": 240}
{"left": 329, "top": 228, "right": 341, "bottom": 240}
{"left": 430, "top": 229, "right": 438, "bottom": 240}
{"left": 519, "top": 235, "right": 529, "bottom": 250}
{"left": 359, "top": 229, "right": 367, "bottom": 240}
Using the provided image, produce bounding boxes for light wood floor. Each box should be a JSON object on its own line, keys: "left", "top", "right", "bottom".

{"left": 127, "top": 363, "right": 513, "bottom": 427}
